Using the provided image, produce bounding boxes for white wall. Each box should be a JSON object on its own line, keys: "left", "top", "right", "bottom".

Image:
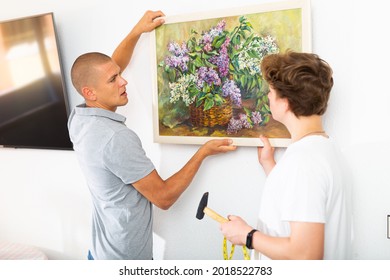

{"left": 1, "top": 0, "right": 389, "bottom": 260}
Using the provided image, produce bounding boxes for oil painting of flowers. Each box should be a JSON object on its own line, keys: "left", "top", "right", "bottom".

{"left": 151, "top": 0, "right": 311, "bottom": 146}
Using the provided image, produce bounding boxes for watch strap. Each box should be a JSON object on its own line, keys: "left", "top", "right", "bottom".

{"left": 246, "top": 229, "right": 258, "bottom": 249}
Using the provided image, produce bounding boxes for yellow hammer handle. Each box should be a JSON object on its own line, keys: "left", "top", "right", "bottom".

{"left": 204, "top": 207, "right": 229, "bottom": 223}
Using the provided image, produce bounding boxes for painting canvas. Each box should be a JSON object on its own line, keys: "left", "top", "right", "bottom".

{"left": 151, "top": 0, "right": 311, "bottom": 146}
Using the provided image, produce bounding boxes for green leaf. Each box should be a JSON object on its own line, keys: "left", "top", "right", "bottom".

{"left": 213, "top": 35, "right": 226, "bottom": 49}
{"left": 194, "top": 45, "right": 202, "bottom": 52}
{"left": 240, "top": 75, "right": 247, "bottom": 89}
{"left": 263, "top": 115, "right": 270, "bottom": 124}
{"left": 243, "top": 107, "right": 251, "bottom": 115}
{"left": 232, "top": 35, "right": 240, "bottom": 46}
{"left": 187, "top": 40, "right": 194, "bottom": 51}
{"left": 193, "top": 57, "right": 203, "bottom": 67}
{"left": 249, "top": 78, "right": 257, "bottom": 90}
{"left": 248, "top": 50, "right": 260, "bottom": 59}
{"left": 204, "top": 60, "right": 216, "bottom": 68}
{"left": 196, "top": 98, "right": 203, "bottom": 107}
{"left": 239, "top": 16, "right": 245, "bottom": 23}
{"left": 204, "top": 98, "right": 215, "bottom": 111}
{"left": 214, "top": 94, "right": 224, "bottom": 105}
{"left": 202, "top": 52, "right": 211, "bottom": 60}
{"left": 188, "top": 52, "right": 198, "bottom": 59}
{"left": 203, "top": 83, "right": 210, "bottom": 93}
{"left": 189, "top": 62, "right": 196, "bottom": 74}
{"left": 242, "top": 25, "right": 251, "bottom": 32}
{"left": 188, "top": 86, "right": 199, "bottom": 98}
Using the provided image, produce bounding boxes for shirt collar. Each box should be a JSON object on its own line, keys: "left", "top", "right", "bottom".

{"left": 74, "top": 103, "right": 126, "bottom": 123}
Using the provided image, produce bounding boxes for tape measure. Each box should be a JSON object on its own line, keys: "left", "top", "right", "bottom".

{"left": 223, "top": 237, "right": 250, "bottom": 260}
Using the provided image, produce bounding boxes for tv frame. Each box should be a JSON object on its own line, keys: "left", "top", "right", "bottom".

{"left": 0, "top": 12, "right": 73, "bottom": 150}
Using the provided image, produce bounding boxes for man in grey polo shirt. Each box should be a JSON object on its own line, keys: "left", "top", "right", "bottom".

{"left": 68, "top": 11, "right": 236, "bottom": 260}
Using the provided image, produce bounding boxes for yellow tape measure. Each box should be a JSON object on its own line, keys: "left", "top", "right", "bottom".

{"left": 223, "top": 237, "right": 250, "bottom": 260}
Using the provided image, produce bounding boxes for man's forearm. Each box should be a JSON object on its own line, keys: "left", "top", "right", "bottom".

{"left": 112, "top": 30, "right": 141, "bottom": 72}
{"left": 111, "top": 10, "right": 165, "bottom": 72}
{"left": 163, "top": 148, "right": 207, "bottom": 202}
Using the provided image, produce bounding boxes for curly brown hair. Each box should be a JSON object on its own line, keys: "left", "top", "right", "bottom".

{"left": 261, "top": 51, "right": 334, "bottom": 117}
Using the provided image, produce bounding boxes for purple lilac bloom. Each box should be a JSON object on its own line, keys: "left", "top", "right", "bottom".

{"left": 222, "top": 80, "right": 241, "bottom": 107}
{"left": 209, "top": 37, "right": 230, "bottom": 77}
{"left": 239, "top": 113, "right": 252, "bottom": 129}
{"left": 196, "top": 67, "right": 221, "bottom": 88}
{"left": 227, "top": 118, "right": 243, "bottom": 134}
{"left": 201, "top": 34, "right": 213, "bottom": 45}
{"left": 251, "top": 111, "right": 262, "bottom": 125}
{"left": 216, "top": 20, "right": 226, "bottom": 31}
{"left": 199, "top": 20, "right": 226, "bottom": 50}
{"left": 165, "top": 41, "right": 189, "bottom": 72}
{"left": 204, "top": 43, "right": 212, "bottom": 52}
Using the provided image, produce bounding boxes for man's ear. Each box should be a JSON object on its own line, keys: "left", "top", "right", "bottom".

{"left": 81, "top": 87, "right": 97, "bottom": 101}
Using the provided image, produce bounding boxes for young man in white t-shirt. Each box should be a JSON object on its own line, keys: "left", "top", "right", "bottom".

{"left": 220, "top": 51, "right": 351, "bottom": 259}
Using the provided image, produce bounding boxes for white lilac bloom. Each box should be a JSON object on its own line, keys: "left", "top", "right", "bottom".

{"left": 237, "top": 35, "right": 279, "bottom": 75}
{"left": 169, "top": 74, "right": 198, "bottom": 106}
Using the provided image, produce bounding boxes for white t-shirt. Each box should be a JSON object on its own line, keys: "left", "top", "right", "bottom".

{"left": 253, "top": 135, "right": 351, "bottom": 260}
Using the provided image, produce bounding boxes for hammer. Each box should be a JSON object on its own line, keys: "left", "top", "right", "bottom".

{"left": 196, "top": 192, "right": 228, "bottom": 223}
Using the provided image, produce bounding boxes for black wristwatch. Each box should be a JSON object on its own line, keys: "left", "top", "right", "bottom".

{"left": 246, "top": 229, "right": 258, "bottom": 249}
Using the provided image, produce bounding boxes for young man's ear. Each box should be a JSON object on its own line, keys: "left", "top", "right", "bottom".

{"left": 81, "top": 87, "right": 97, "bottom": 101}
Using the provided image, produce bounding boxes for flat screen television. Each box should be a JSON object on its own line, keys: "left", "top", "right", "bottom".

{"left": 0, "top": 12, "right": 73, "bottom": 150}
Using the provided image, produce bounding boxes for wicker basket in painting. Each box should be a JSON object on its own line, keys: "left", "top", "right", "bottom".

{"left": 189, "top": 99, "right": 233, "bottom": 127}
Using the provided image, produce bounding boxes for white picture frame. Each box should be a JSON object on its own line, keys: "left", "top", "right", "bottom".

{"left": 151, "top": 0, "right": 311, "bottom": 147}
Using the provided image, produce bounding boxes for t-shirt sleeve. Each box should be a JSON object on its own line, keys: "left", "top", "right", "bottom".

{"left": 280, "top": 155, "right": 328, "bottom": 223}
{"left": 103, "top": 129, "right": 155, "bottom": 185}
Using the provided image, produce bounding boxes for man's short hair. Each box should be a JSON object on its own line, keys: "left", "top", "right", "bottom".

{"left": 261, "top": 51, "right": 334, "bottom": 117}
{"left": 71, "top": 52, "right": 112, "bottom": 94}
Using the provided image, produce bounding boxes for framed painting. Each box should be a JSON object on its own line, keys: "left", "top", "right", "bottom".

{"left": 151, "top": 0, "right": 311, "bottom": 146}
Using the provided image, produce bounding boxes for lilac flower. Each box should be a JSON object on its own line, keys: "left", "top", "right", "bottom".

{"left": 209, "top": 37, "right": 230, "bottom": 77}
{"left": 239, "top": 113, "right": 253, "bottom": 129}
{"left": 169, "top": 74, "right": 198, "bottom": 106}
{"left": 222, "top": 80, "right": 241, "bottom": 107}
{"left": 227, "top": 111, "right": 262, "bottom": 134}
{"left": 216, "top": 20, "right": 226, "bottom": 31}
{"left": 201, "top": 34, "right": 213, "bottom": 46}
{"left": 204, "top": 43, "right": 212, "bottom": 52}
{"left": 227, "top": 118, "right": 243, "bottom": 134}
{"left": 196, "top": 67, "right": 221, "bottom": 88}
{"left": 251, "top": 111, "right": 262, "bottom": 125}
{"left": 199, "top": 20, "right": 226, "bottom": 51}
{"left": 165, "top": 41, "right": 189, "bottom": 72}
{"left": 236, "top": 35, "right": 279, "bottom": 75}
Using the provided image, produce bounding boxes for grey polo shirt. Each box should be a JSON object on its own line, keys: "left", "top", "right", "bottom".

{"left": 68, "top": 104, "right": 155, "bottom": 259}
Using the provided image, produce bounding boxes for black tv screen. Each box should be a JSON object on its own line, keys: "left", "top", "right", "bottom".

{"left": 0, "top": 13, "right": 72, "bottom": 150}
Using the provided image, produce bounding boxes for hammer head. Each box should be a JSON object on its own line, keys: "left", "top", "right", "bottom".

{"left": 196, "top": 192, "right": 209, "bottom": 220}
